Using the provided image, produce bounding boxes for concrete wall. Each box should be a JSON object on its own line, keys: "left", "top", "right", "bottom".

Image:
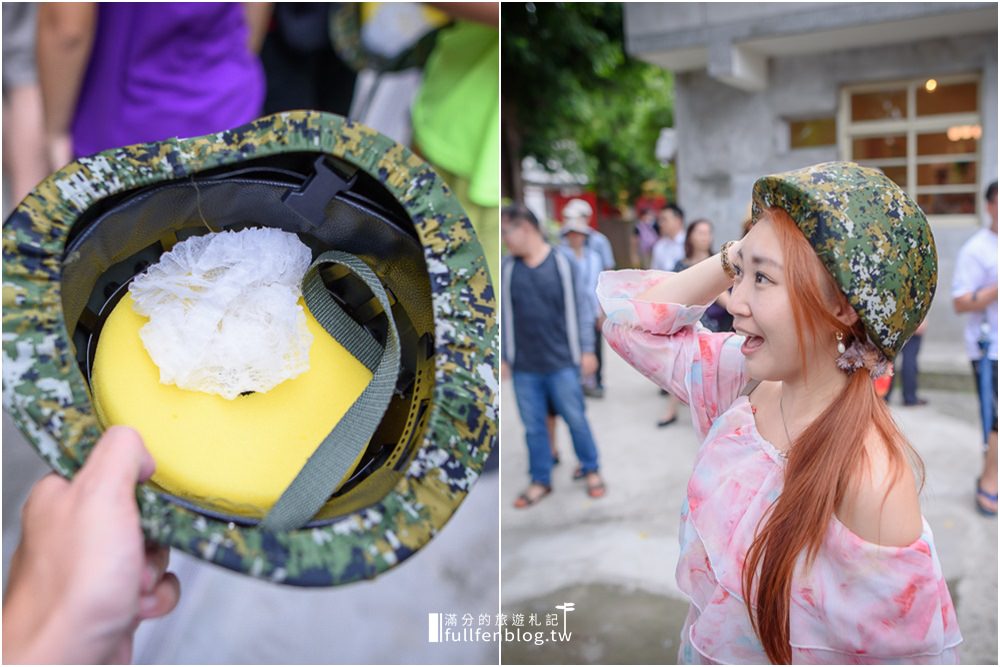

{"left": 671, "top": 33, "right": 997, "bottom": 360}
{"left": 626, "top": 3, "right": 992, "bottom": 58}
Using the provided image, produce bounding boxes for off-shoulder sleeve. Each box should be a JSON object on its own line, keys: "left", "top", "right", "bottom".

{"left": 597, "top": 269, "right": 748, "bottom": 441}
{"left": 684, "top": 483, "right": 962, "bottom": 664}
{"left": 786, "top": 519, "right": 963, "bottom": 664}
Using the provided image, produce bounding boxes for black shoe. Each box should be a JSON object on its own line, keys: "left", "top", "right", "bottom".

{"left": 583, "top": 386, "right": 605, "bottom": 398}
{"left": 903, "top": 398, "right": 928, "bottom": 407}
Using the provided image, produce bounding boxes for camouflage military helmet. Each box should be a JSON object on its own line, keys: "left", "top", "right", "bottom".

{"left": 752, "top": 161, "right": 937, "bottom": 359}
{"left": 2, "top": 111, "right": 497, "bottom": 586}
{"left": 328, "top": 4, "right": 446, "bottom": 74}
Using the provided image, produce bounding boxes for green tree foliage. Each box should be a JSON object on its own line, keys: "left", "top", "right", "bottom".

{"left": 502, "top": 2, "right": 674, "bottom": 204}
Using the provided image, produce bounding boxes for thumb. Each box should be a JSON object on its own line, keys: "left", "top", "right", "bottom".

{"left": 75, "top": 426, "right": 156, "bottom": 497}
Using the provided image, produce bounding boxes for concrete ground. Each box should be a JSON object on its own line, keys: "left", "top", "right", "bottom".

{"left": 2, "top": 411, "right": 499, "bottom": 664}
{"left": 501, "top": 344, "right": 998, "bottom": 665}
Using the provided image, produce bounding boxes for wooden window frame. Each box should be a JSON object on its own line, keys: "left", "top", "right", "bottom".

{"left": 839, "top": 74, "right": 982, "bottom": 227}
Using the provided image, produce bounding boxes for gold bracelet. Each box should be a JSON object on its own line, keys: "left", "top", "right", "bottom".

{"left": 720, "top": 240, "right": 737, "bottom": 279}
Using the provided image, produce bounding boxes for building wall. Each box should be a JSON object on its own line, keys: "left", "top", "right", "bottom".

{"left": 673, "top": 33, "right": 997, "bottom": 361}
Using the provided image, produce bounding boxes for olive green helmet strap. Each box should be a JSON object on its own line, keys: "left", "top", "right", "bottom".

{"left": 261, "top": 250, "right": 400, "bottom": 532}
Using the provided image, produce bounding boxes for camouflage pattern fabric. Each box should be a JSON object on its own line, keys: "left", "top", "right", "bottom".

{"left": 2, "top": 111, "right": 497, "bottom": 586}
{"left": 328, "top": 4, "right": 368, "bottom": 73}
{"left": 752, "top": 161, "right": 937, "bottom": 359}
{"left": 328, "top": 4, "right": 445, "bottom": 74}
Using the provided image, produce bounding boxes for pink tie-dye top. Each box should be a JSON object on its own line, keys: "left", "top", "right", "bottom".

{"left": 597, "top": 270, "right": 962, "bottom": 665}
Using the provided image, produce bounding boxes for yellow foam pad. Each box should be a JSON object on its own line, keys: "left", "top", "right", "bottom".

{"left": 92, "top": 293, "right": 373, "bottom": 517}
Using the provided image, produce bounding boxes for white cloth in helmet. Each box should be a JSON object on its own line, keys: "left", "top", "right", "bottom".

{"left": 129, "top": 228, "right": 313, "bottom": 399}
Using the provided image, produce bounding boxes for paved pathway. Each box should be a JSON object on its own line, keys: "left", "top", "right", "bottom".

{"left": 501, "top": 344, "right": 998, "bottom": 664}
{"left": 3, "top": 411, "right": 499, "bottom": 664}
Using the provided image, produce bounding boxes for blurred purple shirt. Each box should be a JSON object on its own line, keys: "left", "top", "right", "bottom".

{"left": 72, "top": 3, "right": 265, "bottom": 157}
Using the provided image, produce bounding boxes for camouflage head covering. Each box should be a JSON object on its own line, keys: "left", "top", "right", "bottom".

{"left": 752, "top": 161, "right": 937, "bottom": 359}
{"left": 329, "top": 4, "right": 444, "bottom": 74}
{"left": 2, "top": 111, "right": 497, "bottom": 586}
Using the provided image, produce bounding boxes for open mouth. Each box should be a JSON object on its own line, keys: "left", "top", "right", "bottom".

{"left": 740, "top": 334, "right": 765, "bottom": 356}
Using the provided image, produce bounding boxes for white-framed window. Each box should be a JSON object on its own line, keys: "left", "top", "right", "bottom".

{"left": 839, "top": 74, "right": 982, "bottom": 226}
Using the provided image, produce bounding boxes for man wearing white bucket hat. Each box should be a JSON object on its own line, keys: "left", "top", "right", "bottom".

{"left": 561, "top": 198, "right": 614, "bottom": 271}
{"left": 561, "top": 217, "right": 606, "bottom": 398}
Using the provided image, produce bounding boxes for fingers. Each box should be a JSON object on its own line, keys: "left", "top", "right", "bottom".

{"left": 138, "top": 545, "right": 179, "bottom": 621}
{"left": 141, "top": 545, "right": 171, "bottom": 595}
{"left": 75, "top": 426, "right": 156, "bottom": 497}
{"left": 137, "top": 572, "right": 180, "bottom": 620}
{"left": 19, "top": 473, "right": 71, "bottom": 527}
{"left": 22, "top": 472, "right": 70, "bottom": 509}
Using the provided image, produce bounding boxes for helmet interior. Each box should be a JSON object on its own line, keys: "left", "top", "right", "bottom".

{"left": 61, "top": 153, "right": 436, "bottom": 527}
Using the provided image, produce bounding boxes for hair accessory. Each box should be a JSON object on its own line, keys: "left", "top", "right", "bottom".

{"left": 751, "top": 162, "right": 937, "bottom": 359}
{"left": 720, "top": 240, "right": 738, "bottom": 280}
{"left": 836, "top": 337, "right": 891, "bottom": 378}
{"left": 836, "top": 331, "right": 846, "bottom": 355}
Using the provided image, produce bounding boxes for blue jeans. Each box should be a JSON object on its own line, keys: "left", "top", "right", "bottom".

{"left": 888, "top": 334, "right": 922, "bottom": 404}
{"left": 513, "top": 366, "right": 600, "bottom": 487}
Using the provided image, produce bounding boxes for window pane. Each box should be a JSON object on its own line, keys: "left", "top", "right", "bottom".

{"left": 852, "top": 135, "right": 906, "bottom": 160}
{"left": 851, "top": 90, "right": 907, "bottom": 121}
{"left": 917, "top": 161, "right": 977, "bottom": 187}
{"left": 876, "top": 165, "right": 907, "bottom": 188}
{"left": 917, "top": 131, "right": 979, "bottom": 156}
{"left": 789, "top": 118, "right": 836, "bottom": 148}
{"left": 917, "top": 192, "right": 976, "bottom": 215}
{"left": 917, "top": 81, "right": 978, "bottom": 116}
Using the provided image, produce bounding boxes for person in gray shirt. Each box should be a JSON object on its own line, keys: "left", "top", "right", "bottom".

{"left": 501, "top": 204, "right": 605, "bottom": 506}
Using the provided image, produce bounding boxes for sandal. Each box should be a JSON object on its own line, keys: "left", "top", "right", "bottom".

{"left": 657, "top": 415, "right": 678, "bottom": 428}
{"left": 976, "top": 479, "right": 998, "bottom": 516}
{"left": 514, "top": 483, "right": 552, "bottom": 509}
{"left": 572, "top": 467, "right": 585, "bottom": 481}
{"left": 585, "top": 473, "right": 606, "bottom": 499}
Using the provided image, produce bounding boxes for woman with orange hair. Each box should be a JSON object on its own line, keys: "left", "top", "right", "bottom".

{"left": 598, "top": 163, "right": 961, "bottom": 664}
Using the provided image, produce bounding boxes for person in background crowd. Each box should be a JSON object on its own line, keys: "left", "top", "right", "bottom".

{"left": 260, "top": 3, "right": 356, "bottom": 117}
{"left": 885, "top": 319, "right": 929, "bottom": 407}
{"left": 562, "top": 197, "right": 615, "bottom": 270}
{"left": 502, "top": 204, "right": 605, "bottom": 506}
{"left": 562, "top": 217, "right": 606, "bottom": 398}
{"left": 561, "top": 197, "right": 613, "bottom": 398}
{"left": 2, "top": 3, "right": 49, "bottom": 210}
{"left": 411, "top": 3, "right": 499, "bottom": 281}
{"left": 552, "top": 198, "right": 611, "bottom": 461}
{"left": 649, "top": 203, "right": 687, "bottom": 424}
{"left": 657, "top": 218, "right": 732, "bottom": 427}
{"left": 953, "top": 180, "right": 998, "bottom": 516}
{"left": 631, "top": 207, "right": 661, "bottom": 269}
{"left": 36, "top": 3, "right": 270, "bottom": 166}
{"left": 674, "top": 219, "right": 733, "bottom": 333}
{"left": 651, "top": 204, "right": 685, "bottom": 272}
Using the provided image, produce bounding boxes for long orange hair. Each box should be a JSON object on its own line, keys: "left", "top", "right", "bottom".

{"left": 741, "top": 208, "right": 924, "bottom": 664}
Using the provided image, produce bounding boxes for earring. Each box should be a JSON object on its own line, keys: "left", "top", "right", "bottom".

{"left": 836, "top": 331, "right": 846, "bottom": 354}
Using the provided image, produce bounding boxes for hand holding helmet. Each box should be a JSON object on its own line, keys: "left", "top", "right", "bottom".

{"left": 2, "top": 427, "right": 179, "bottom": 664}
